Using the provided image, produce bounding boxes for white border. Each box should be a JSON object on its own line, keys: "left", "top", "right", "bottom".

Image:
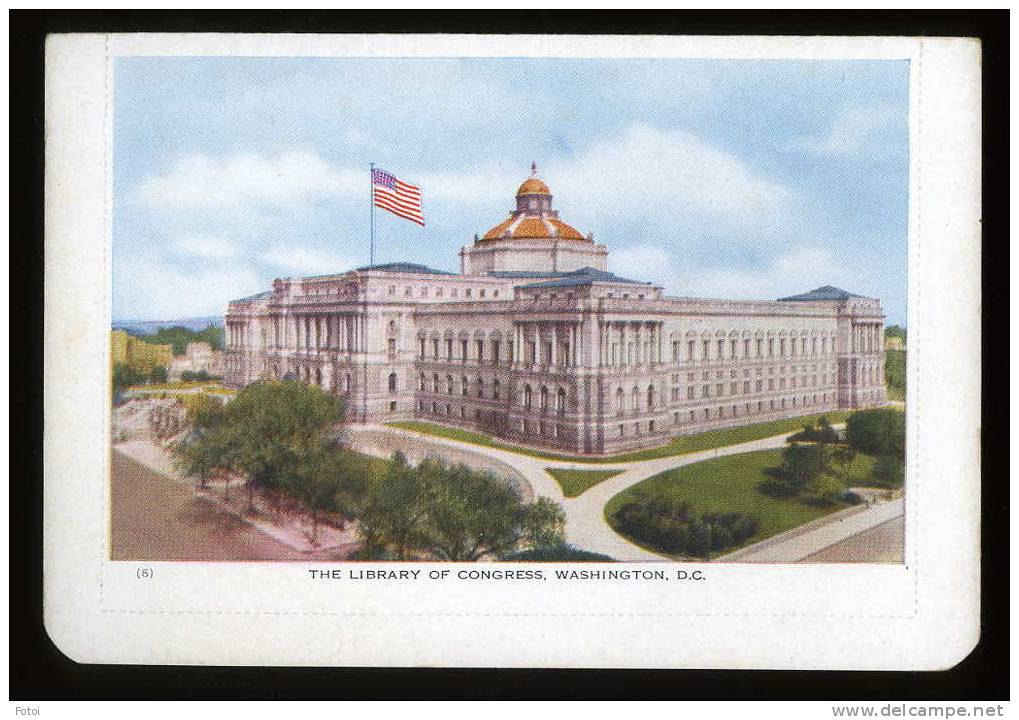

{"left": 43, "top": 34, "right": 980, "bottom": 669}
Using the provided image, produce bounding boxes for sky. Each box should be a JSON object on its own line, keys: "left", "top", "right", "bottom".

{"left": 113, "top": 57, "right": 909, "bottom": 324}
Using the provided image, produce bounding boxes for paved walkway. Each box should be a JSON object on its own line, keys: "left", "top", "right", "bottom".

{"left": 352, "top": 424, "right": 866, "bottom": 562}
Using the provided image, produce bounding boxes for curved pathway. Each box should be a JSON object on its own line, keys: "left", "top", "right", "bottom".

{"left": 350, "top": 424, "right": 812, "bottom": 562}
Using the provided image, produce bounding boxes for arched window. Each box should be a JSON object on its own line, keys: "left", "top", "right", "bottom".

{"left": 315, "top": 368, "right": 322, "bottom": 386}
{"left": 540, "top": 386, "right": 549, "bottom": 411}
{"left": 615, "top": 388, "right": 624, "bottom": 416}
{"left": 446, "top": 375, "right": 454, "bottom": 394}
{"left": 647, "top": 384, "right": 655, "bottom": 410}
{"left": 432, "top": 373, "right": 439, "bottom": 392}
{"left": 461, "top": 375, "right": 468, "bottom": 395}
{"left": 523, "top": 385, "right": 532, "bottom": 410}
{"left": 556, "top": 388, "right": 566, "bottom": 415}
{"left": 388, "top": 372, "right": 397, "bottom": 392}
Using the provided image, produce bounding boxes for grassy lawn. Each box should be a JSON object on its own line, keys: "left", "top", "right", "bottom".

{"left": 604, "top": 449, "right": 878, "bottom": 557}
{"left": 886, "top": 384, "right": 905, "bottom": 402}
{"left": 389, "top": 411, "right": 854, "bottom": 465}
{"left": 545, "top": 468, "right": 624, "bottom": 497}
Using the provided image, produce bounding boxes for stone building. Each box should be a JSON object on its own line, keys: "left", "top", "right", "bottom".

{"left": 110, "top": 329, "right": 173, "bottom": 373}
{"left": 225, "top": 167, "right": 886, "bottom": 455}
{"left": 168, "top": 341, "right": 225, "bottom": 380}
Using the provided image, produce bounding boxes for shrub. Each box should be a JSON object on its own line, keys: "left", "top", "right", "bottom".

{"left": 610, "top": 499, "right": 759, "bottom": 556}
{"left": 871, "top": 453, "right": 905, "bottom": 488}
{"left": 846, "top": 408, "right": 905, "bottom": 457}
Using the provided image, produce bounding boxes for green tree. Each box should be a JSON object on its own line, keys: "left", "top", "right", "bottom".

{"left": 831, "top": 444, "right": 858, "bottom": 488}
{"left": 846, "top": 408, "right": 905, "bottom": 457}
{"left": 426, "top": 463, "right": 565, "bottom": 561}
{"left": 112, "top": 362, "right": 145, "bottom": 399}
{"left": 210, "top": 380, "right": 343, "bottom": 511}
{"left": 288, "top": 443, "right": 367, "bottom": 545}
{"left": 149, "top": 365, "right": 169, "bottom": 383}
{"left": 358, "top": 451, "right": 436, "bottom": 560}
{"left": 871, "top": 452, "right": 905, "bottom": 488}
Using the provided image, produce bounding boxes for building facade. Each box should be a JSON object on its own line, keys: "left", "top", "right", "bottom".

{"left": 111, "top": 329, "right": 174, "bottom": 373}
{"left": 225, "top": 167, "right": 887, "bottom": 455}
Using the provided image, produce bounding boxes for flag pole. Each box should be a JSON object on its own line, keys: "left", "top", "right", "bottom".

{"left": 369, "top": 161, "right": 375, "bottom": 268}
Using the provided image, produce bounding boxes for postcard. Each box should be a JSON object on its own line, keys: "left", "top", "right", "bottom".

{"left": 43, "top": 33, "right": 981, "bottom": 669}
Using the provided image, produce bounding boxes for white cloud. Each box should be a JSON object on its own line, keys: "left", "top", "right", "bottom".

{"left": 260, "top": 246, "right": 359, "bottom": 276}
{"left": 797, "top": 103, "right": 902, "bottom": 157}
{"left": 610, "top": 243, "right": 838, "bottom": 302}
{"left": 556, "top": 124, "right": 792, "bottom": 233}
{"left": 114, "top": 253, "right": 262, "bottom": 319}
{"left": 136, "top": 151, "right": 362, "bottom": 210}
{"left": 171, "top": 234, "right": 238, "bottom": 260}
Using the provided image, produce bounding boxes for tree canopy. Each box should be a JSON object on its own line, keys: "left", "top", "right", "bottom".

{"left": 845, "top": 408, "right": 905, "bottom": 457}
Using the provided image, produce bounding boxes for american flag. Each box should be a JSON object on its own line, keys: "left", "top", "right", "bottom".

{"left": 372, "top": 168, "right": 424, "bottom": 226}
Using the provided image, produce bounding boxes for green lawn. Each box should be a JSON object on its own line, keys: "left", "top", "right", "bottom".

{"left": 388, "top": 411, "right": 855, "bottom": 465}
{"left": 604, "top": 449, "right": 878, "bottom": 557}
{"left": 545, "top": 468, "right": 624, "bottom": 497}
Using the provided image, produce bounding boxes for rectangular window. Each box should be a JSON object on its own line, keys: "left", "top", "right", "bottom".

{"left": 476, "top": 340, "right": 484, "bottom": 362}
{"left": 702, "top": 340, "right": 710, "bottom": 360}
{"left": 743, "top": 381, "right": 750, "bottom": 393}
{"left": 389, "top": 400, "right": 396, "bottom": 412}
{"left": 717, "top": 339, "right": 724, "bottom": 358}
{"left": 686, "top": 387, "right": 694, "bottom": 400}
{"left": 768, "top": 339, "right": 774, "bottom": 357}
{"left": 688, "top": 340, "right": 695, "bottom": 361}
{"left": 716, "top": 383, "right": 724, "bottom": 396}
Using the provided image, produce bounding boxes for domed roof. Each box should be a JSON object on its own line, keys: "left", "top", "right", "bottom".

{"left": 480, "top": 162, "right": 590, "bottom": 243}
{"left": 516, "top": 177, "right": 551, "bottom": 196}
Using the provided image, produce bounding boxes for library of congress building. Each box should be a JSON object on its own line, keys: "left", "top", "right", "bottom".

{"left": 225, "top": 167, "right": 887, "bottom": 455}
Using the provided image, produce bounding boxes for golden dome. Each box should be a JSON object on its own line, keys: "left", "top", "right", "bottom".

{"left": 479, "top": 162, "right": 590, "bottom": 243}
{"left": 516, "top": 177, "right": 551, "bottom": 196}
{"left": 481, "top": 215, "right": 587, "bottom": 242}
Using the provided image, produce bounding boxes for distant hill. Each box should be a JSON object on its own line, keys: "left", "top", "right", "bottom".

{"left": 112, "top": 315, "right": 223, "bottom": 336}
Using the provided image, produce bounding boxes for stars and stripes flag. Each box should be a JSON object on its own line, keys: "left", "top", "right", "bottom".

{"left": 372, "top": 168, "right": 424, "bottom": 226}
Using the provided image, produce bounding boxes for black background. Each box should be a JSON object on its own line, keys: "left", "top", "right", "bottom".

{"left": 10, "top": 9, "right": 1008, "bottom": 701}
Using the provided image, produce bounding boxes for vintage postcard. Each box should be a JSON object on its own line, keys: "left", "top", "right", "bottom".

{"left": 43, "top": 33, "right": 981, "bottom": 669}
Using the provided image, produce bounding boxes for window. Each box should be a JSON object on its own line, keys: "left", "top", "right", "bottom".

{"left": 730, "top": 339, "right": 737, "bottom": 358}
{"left": 647, "top": 384, "right": 655, "bottom": 409}
{"left": 389, "top": 400, "right": 396, "bottom": 412}
{"left": 688, "top": 340, "right": 695, "bottom": 361}
{"left": 461, "top": 376, "right": 468, "bottom": 395}
{"left": 419, "top": 373, "right": 425, "bottom": 391}
{"left": 743, "top": 381, "right": 750, "bottom": 394}
{"left": 476, "top": 339, "right": 484, "bottom": 362}
{"left": 465, "top": 288, "right": 472, "bottom": 298}
{"left": 388, "top": 373, "right": 397, "bottom": 392}
{"left": 446, "top": 338, "right": 453, "bottom": 360}
{"left": 460, "top": 339, "right": 468, "bottom": 362}
{"left": 756, "top": 339, "right": 763, "bottom": 357}
{"left": 717, "top": 339, "right": 724, "bottom": 358}
{"left": 432, "top": 338, "right": 440, "bottom": 358}
{"left": 756, "top": 380, "right": 762, "bottom": 392}
{"left": 387, "top": 338, "right": 396, "bottom": 357}
{"left": 615, "top": 388, "right": 625, "bottom": 416}
{"left": 648, "top": 420, "right": 655, "bottom": 433}
{"left": 388, "top": 285, "right": 396, "bottom": 295}
{"left": 524, "top": 385, "right": 532, "bottom": 410}
{"left": 432, "top": 373, "right": 439, "bottom": 392}
{"left": 477, "top": 378, "right": 484, "bottom": 398}
{"left": 404, "top": 286, "right": 412, "bottom": 296}
{"left": 557, "top": 388, "right": 566, "bottom": 415}
{"left": 702, "top": 340, "right": 710, "bottom": 360}
{"left": 702, "top": 384, "right": 710, "bottom": 398}
{"left": 730, "top": 382, "right": 737, "bottom": 395}
{"left": 492, "top": 340, "right": 500, "bottom": 364}
{"left": 446, "top": 375, "right": 453, "bottom": 394}
{"left": 744, "top": 339, "right": 751, "bottom": 357}
{"left": 686, "top": 386, "right": 694, "bottom": 400}
{"left": 768, "top": 339, "right": 774, "bottom": 357}
{"left": 493, "top": 379, "right": 500, "bottom": 400}
{"left": 540, "top": 386, "right": 549, "bottom": 411}
{"left": 479, "top": 289, "right": 486, "bottom": 298}
{"left": 418, "top": 338, "right": 426, "bottom": 359}
{"left": 673, "top": 340, "right": 680, "bottom": 361}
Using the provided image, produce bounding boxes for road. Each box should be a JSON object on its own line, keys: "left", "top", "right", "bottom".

{"left": 110, "top": 449, "right": 347, "bottom": 561}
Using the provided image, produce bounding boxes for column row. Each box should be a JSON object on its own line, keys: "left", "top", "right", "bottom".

{"left": 598, "top": 320, "right": 664, "bottom": 367}
{"left": 512, "top": 321, "right": 581, "bottom": 368}
{"left": 851, "top": 322, "right": 883, "bottom": 354}
{"left": 274, "top": 313, "right": 364, "bottom": 354}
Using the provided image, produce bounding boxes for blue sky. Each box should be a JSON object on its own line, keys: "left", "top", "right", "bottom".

{"left": 113, "top": 57, "right": 908, "bottom": 324}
